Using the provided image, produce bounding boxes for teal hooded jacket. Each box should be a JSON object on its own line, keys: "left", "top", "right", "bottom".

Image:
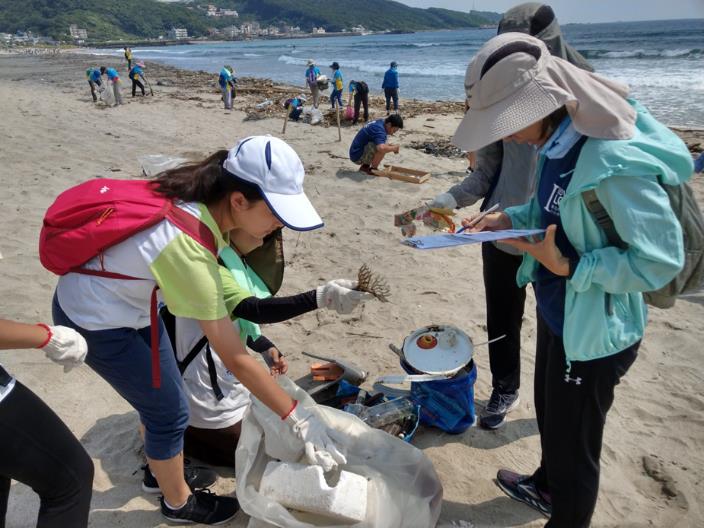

{"left": 505, "top": 100, "right": 693, "bottom": 364}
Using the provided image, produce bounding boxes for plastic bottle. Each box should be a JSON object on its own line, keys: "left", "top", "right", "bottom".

{"left": 255, "top": 99, "right": 273, "bottom": 110}
{"left": 363, "top": 398, "right": 416, "bottom": 428}
{"left": 343, "top": 403, "right": 368, "bottom": 419}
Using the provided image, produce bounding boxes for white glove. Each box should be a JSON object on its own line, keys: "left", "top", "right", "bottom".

{"left": 286, "top": 402, "right": 347, "bottom": 472}
{"left": 316, "top": 279, "right": 373, "bottom": 314}
{"left": 42, "top": 325, "right": 88, "bottom": 373}
{"left": 427, "top": 192, "right": 457, "bottom": 211}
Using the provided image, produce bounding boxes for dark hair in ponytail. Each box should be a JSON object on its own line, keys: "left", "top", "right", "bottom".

{"left": 150, "top": 150, "right": 262, "bottom": 205}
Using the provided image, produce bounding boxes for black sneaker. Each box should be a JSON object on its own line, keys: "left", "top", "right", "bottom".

{"left": 496, "top": 468, "right": 551, "bottom": 517}
{"left": 142, "top": 463, "right": 218, "bottom": 494}
{"left": 161, "top": 489, "right": 239, "bottom": 525}
{"left": 479, "top": 389, "right": 520, "bottom": 429}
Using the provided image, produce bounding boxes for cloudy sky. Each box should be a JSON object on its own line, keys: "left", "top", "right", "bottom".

{"left": 399, "top": 0, "right": 704, "bottom": 23}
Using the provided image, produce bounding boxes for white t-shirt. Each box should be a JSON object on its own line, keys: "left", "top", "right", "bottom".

{"left": 56, "top": 203, "right": 229, "bottom": 331}
{"left": 175, "top": 318, "right": 251, "bottom": 429}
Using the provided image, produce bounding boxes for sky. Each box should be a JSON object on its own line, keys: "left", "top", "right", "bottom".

{"left": 399, "top": 0, "right": 704, "bottom": 24}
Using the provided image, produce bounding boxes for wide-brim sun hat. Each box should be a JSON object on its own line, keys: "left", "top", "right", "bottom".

{"left": 306, "top": 59, "right": 315, "bottom": 66}
{"left": 452, "top": 32, "right": 636, "bottom": 153}
{"left": 223, "top": 136, "right": 323, "bottom": 231}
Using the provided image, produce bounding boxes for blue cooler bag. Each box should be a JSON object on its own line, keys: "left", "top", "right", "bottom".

{"left": 403, "top": 359, "right": 477, "bottom": 434}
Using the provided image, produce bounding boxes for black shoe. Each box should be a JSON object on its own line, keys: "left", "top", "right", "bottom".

{"left": 496, "top": 468, "right": 551, "bottom": 517}
{"left": 358, "top": 164, "right": 374, "bottom": 175}
{"left": 161, "top": 489, "right": 239, "bottom": 525}
{"left": 142, "top": 462, "right": 218, "bottom": 494}
{"left": 479, "top": 389, "right": 519, "bottom": 429}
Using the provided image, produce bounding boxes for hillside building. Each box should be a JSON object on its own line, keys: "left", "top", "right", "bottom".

{"left": 167, "top": 27, "right": 189, "bottom": 39}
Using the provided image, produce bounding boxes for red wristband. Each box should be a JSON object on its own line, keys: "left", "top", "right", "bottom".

{"left": 281, "top": 400, "right": 298, "bottom": 420}
{"left": 36, "top": 323, "right": 52, "bottom": 349}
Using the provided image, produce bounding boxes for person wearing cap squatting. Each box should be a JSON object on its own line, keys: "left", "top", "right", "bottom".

{"left": 51, "top": 136, "right": 367, "bottom": 525}
{"left": 329, "top": 62, "right": 343, "bottom": 109}
{"left": 305, "top": 59, "right": 321, "bottom": 109}
{"left": 428, "top": 3, "right": 595, "bottom": 432}
{"left": 382, "top": 61, "right": 399, "bottom": 115}
{"left": 453, "top": 33, "right": 691, "bottom": 527}
{"left": 162, "top": 224, "right": 371, "bottom": 467}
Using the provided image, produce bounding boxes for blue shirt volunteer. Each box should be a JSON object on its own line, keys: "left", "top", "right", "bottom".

{"left": 349, "top": 119, "right": 387, "bottom": 162}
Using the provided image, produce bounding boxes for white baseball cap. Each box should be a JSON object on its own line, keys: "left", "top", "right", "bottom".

{"left": 223, "top": 136, "right": 323, "bottom": 231}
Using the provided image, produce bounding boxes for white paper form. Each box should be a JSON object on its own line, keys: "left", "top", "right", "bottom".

{"left": 402, "top": 229, "right": 546, "bottom": 249}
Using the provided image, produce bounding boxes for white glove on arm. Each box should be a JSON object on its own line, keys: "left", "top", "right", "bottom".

{"left": 285, "top": 401, "right": 347, "bottom": 472}
{"left": 428, "top": 192, "right": 457, "bottom": 211}
{"left": 316, "top": 279, "right": 373, "bottom": 314}
{"left": 40, "top": 325, "right": 88, "bottom": 373}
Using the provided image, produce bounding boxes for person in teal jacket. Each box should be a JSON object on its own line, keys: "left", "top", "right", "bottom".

{"left": 453, "top": 33, "right": 692, "bottom": 527}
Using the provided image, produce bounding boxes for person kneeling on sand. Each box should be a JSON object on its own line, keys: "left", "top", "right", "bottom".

{"left": 349, "top": 114, "right": 403, "bottom": 175}
{"left": 453, "top": 32, "right": 691, "bottom": 526}
{"left": 164, "top": 228, "right": 371, "bottom": 467}
{"left": 51, "top": 136, "right": 348, "bottom": 525}
{"left": 0, "top": 319, "right": 93, "bottom": 528}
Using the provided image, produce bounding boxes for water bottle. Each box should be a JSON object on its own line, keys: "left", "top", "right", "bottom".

{"left": 343, "top": 403, "right": 368, "bottom": 419}
{"left": 363, "top": 398, "right": 416, "bottom": 428}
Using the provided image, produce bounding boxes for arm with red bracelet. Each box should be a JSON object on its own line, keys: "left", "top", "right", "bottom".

{"left": 0, "top": 319, "right": 88, "bottom": 372}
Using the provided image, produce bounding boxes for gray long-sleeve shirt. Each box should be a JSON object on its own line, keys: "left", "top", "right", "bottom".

{"left": 447, "top": 141, "right": 538, "bottom": 255}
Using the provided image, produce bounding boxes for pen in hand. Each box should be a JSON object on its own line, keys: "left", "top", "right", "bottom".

{"left": 456, "top": 203, "right": 501, "bottom": 234}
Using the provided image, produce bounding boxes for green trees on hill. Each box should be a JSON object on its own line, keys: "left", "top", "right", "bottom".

{"left": 0, "top": 0, "right": 498, "bottom": 42}
{"left": 0, "top": 0, "right": 209, "bottom": 40}
{"left": 235, "top": 0, "right": 495, "bottom": 32}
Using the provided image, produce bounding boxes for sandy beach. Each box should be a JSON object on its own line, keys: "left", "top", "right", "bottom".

{"left": 0, "top": 51, "right": 703, "bottom": 528}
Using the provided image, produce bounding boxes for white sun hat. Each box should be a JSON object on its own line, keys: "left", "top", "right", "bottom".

{"left": 223, "top": 136, "right": 323, "bottom": 231}
{"left": 452, "top": 32, "right": 635, "bottom": 153}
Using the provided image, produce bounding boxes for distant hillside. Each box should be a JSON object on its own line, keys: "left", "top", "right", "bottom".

{"left": 0, "top": 0, "right": 209, "bottom": 40}
{"left": 232, "top": 0, "right": 497, "bottom": 32}
{"left": 0, "top": 0, "right": 500, "bottom": 41}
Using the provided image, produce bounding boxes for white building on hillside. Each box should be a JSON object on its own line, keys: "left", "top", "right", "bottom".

{"left": 69, "top": 24, "right": 88, "bottom": 40}
{"left": 167, "top": 27, "right": 189, "bottom": 39}
{"left": 312, "top": 27, "right": 326, "bottom": 34}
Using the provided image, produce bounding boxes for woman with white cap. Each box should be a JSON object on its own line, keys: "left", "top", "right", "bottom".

{"left": 51, "top": 136, "right": 360, "bottom": 524}
{"left": 454, "top": 33, "right": 693, "bottom": 526}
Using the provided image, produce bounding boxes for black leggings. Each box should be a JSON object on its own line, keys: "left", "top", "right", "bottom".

{"left": 132, "top": 79, "right": 145, "bottom": 96}
{"left": 0, "top": 380, "right": 93, "bottom": 528}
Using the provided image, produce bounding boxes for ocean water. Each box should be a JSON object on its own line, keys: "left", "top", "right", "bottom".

{"left": 88, "top": 18, "right": 704, "bottom": 126}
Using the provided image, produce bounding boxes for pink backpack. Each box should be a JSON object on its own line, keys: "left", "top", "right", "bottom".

{"left": 39, "top": 179, "right": 218, "bottom": 388}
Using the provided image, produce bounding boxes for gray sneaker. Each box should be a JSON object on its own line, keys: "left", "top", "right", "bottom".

{"left": 161, "top": 490, "right": 238, "bottom": 525}
{"left": 479, "top": 390, "right": 519, "bottom": 429}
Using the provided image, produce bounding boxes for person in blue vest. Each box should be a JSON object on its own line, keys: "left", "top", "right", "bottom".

{"left": 428, "top": 3, "right": 595, "bottom": 431}
{"left": 86, "top": 67, "right": 103, "bottom": 102}
{"left": 454, "top": 32, "right": 691, "bottom": 527}
{"left": 129, "top": 61, "right": 146, "bottom": 97}
{"left": 381, "top": 61, "right": 399, "bottom": 115}
{"left": 218, "top": 65, "right": 236, "bottom": 110}
{"left": 101, "top": 66, "right": 123, "bottom": 106}
{"left": 285, "top": 94, "right": 306, "bottom": 121}
{"left": 329, "top": 62, "right": 343, "bottom": 109}
{"left": 304, "top": 59, "right": 321, "bottom": 108}
{"left": 349, "top": 114, "right": 403, "bottom": 174}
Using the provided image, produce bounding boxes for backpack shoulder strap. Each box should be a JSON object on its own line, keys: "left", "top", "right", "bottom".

{"left": 166, "top": 206, "right": 218, "bottom": 256}
{"left": 582, "top": 189, "right": 628, "bottom": 249}
{"left": 205, "top": 343, "right": 225, "bottom": 401}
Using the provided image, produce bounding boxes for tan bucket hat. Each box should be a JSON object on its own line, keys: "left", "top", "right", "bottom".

{"left": 453, "top": 32, "right": 636, "bottom": 152}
